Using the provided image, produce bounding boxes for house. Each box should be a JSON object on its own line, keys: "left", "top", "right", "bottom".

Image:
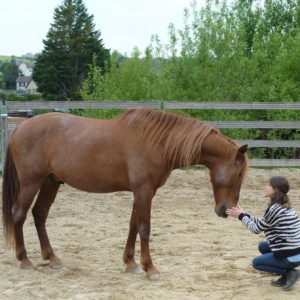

{"left": 16, "top": 61, "right": 34, "bottom": 76}
{"left": 16, "top": 75, "right": 38, "bottom": 94}
{"left": 18, "top": 63, "right": 31, "bottom": 76}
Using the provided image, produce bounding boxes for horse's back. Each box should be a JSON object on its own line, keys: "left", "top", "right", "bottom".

{"left": 13, "top": 112, "right": 97, "bottom": 137}
{"left": 12, "top": 112, "right": 116, "bottom": 146}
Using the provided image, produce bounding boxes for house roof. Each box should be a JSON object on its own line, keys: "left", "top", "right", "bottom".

{"left": 27, "top": 62, "right": 35, "bottom": 68}
{"left": 16, "top": 76, "right": 32, "bottom": 83}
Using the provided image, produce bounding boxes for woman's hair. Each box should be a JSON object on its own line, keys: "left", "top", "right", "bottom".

{"left": 269, "top": 176, "right": 291, "bottom": 208}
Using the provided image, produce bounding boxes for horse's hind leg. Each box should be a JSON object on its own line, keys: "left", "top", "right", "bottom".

{"left": 123, "top": 203, "right": 143, "bottom": 274}
{"left": 12, "top": 183, "right": 40, "bottom": 269}
{"left": 32, "top": 177, "right": 62, "bottom": 269}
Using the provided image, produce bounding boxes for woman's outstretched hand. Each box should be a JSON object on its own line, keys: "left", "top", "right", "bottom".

{"left": 226, "top": 206, "right": 244, "bottom": 218}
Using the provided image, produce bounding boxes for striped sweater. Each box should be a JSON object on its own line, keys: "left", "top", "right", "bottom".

{"left": 239, "top": 203, "right": 300, "bottom": 259}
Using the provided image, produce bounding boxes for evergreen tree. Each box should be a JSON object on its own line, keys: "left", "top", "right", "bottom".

{"left": 1, "top": 57, "right": 19, "bottom": 90}
{"left": 33, "top": 0, "right": 110, "bottom": 100}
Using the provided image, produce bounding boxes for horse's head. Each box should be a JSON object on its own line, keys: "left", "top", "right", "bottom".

{"left": 209, "top": 145, "right": 248, "bottom": 218}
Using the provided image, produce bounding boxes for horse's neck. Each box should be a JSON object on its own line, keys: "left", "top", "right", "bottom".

{"left": 199, "top": 132, "right": 235, "bottom": 169}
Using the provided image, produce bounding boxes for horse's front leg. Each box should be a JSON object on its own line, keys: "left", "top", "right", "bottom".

{"left": 123, "top": 203, "right": 143, "bottom": 274}
{"left": 134, "top": 186, "right": 160, "bottom": 280}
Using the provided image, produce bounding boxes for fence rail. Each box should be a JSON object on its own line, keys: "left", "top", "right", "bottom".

{"left": 207, "top": 121, "right": 300, "bottom": 129}
{"left": 4, "top": 101, "right": 161, "bottom": 111}
{"left": 249, "top": 159, "right": 300, "bottom": 167}
{"left": 237, "top": 140, "right": 300, "bottom": 148}
{"left": 164, "top": 101, "right": 300, "bottom": 110}
{"left": 4, "top": 100, "right": 300, "bottom": 111}
{"left": 1, "top": 101, "right": 299, "bottom": 168}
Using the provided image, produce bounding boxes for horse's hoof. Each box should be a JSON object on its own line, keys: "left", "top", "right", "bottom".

{"left": 147, "top": 272, "right": 160, "bottom": 281}
{"left": 126, "top": 266, "right": 144, "bottom": 274}
{"left": 20, "top": 260, "right": 34, "bottom": 270}
{"left": 49, "top": 259, "right": 64, "bottom": 269}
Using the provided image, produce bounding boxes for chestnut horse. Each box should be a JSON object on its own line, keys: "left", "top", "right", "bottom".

{"left": 2, "top": 109, "right": 248, "bottom": 280}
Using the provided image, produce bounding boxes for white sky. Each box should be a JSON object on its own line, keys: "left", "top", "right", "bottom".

{"left": 0, "top": 0, "right": 206, "bottom": 57}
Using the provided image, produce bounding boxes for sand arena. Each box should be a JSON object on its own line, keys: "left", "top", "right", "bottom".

{"left": 0, "top": 168, "right": 300, "bottom": 299}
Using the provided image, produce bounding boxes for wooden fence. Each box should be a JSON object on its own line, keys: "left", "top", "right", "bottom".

{"left": 1, "top": 101, "right": 299, "bottom": 167}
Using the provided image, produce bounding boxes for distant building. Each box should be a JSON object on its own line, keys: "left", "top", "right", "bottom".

{"left": 18, "top": 62, "right": 34, "bottom": 76}
{"left": 16, "top": 75, "right": 38, "bottom": 94}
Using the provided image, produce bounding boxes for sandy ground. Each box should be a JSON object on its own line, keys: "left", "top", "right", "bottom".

{"left": 0, "top": 168, "right": 300, "bottom": 300}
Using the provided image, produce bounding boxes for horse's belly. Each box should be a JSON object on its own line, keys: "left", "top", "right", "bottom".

{"left": 66, "top": 180, "right": 131, "bottom": 193}
{"left": 57, "top": 164, "right": 132, "bottom": 193}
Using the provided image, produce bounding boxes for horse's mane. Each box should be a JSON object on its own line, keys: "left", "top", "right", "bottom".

{"left": 118, "top": 108, "right": 216, "bottom": 167}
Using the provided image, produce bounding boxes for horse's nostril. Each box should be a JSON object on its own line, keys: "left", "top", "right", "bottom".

{"left": 219, "top": 203, "right": 228, "bottom": 218}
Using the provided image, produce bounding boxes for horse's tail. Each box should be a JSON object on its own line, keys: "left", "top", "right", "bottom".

{"left": 2, "top": 143, "right": 19, "bottom": 248}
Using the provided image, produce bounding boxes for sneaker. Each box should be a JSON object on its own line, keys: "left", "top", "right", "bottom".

{"left": 271, "top": 274, "right": 286, "bottom": 287}
{"left": 282, "top": 270, "right": 300, "bottom": 291}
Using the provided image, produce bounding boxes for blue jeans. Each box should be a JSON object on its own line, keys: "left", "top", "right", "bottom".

{"left": 252, "top": 241, "right": 300, "bottom": 275}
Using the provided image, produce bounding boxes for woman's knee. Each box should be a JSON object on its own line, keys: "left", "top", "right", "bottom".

{"left": 252, "top": 256, "right": 260, "bottom": 270}
{"left": 252, "top": 253, "right": 269, "bottom": 270}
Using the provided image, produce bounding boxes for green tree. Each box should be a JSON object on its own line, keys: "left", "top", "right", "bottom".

{"left": 150, "top": 0, "right": 299, "bottom": 102}
{"left": 81, "top": 53, "right": 104, "bottom": 100}
{"left": 0, "top": 74, "right": 5, "bottom": 89}
{"left": 268, "top": 28, "right": 300, "bottom": 101}
{"left": 81, "top": 0, "right": 299, "bottom": 103}
{"left": 81, "top": 48, "right": 159, "bottom": 101}
{"left": 1, "top": 57, "right": 19, "bottom": 90}
{"left": 33, "top": 0, "right": 110, "bottom": 100}
{"left": 115, "top": 47, "right": 158, "bottom": 100}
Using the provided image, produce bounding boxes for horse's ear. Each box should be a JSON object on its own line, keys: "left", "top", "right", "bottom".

{"left": 237, "top": 144, "right": 248, "bottom": 159}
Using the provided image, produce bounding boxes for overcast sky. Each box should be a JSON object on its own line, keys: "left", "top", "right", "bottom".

{"left": 0, "top": 0, "right": 206, "bottom": 57}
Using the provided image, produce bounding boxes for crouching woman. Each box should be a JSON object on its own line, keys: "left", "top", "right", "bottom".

{"left": 226, "top": 176, "right": 300, "bottom": 290}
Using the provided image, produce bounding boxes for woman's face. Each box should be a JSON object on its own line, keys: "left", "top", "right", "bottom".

{"left": 265, "top": 183, "right": 275, "bottom": 197}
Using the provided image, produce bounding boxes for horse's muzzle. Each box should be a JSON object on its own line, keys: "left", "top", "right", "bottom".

{"left": 215, "top": 203, "right": 228, "bottom": 218}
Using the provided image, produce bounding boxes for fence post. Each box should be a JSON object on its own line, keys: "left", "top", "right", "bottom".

{"left": 0, "top": 101, "right": 8, "bottom": 170}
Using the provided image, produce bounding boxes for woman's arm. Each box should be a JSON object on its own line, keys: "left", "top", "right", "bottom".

{"left": 226, "top": 207, "right": 270, "bottom": 234}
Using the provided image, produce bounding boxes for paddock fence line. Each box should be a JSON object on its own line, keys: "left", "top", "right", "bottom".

{"left": 4, "top": 101, "right": 300, "bottom": 111}
{"left": 0, "top": 101, "right": 299, "bottom": 168}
